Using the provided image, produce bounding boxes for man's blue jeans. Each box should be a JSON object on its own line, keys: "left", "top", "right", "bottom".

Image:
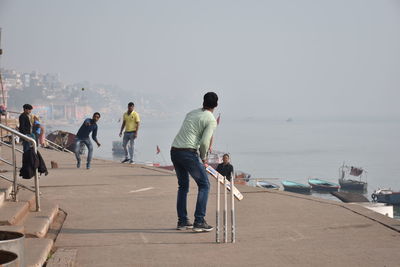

{"left": 75, "top": 138, "right": 93, "bottom": 166}
{"left": 122, "top": 132, "right": 136, "bottom": 160}
{"left": 170, "top": 149, "right": 210, "bottom": 223}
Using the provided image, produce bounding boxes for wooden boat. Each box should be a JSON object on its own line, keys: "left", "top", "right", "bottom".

{"left": 281, "top": 180, "right": 311, "bottom": 193}
{"left": 156, "top": 165, "right": 250, "bottom": 184}
{"left": 308, "top": 178, "right": 340, "bottom": 191}
{"left": 157, "top": 165, "right": 175, "bottom": 171}
{"left": 157, "top": 149, "right": 251, "bottom": 184}
{"left": 339, "top": 178, "right": 367, "bottom": 191}
{"left": 46, "top": 130, "right": 76, "bottom": 151}
{"left": 234, "top": 170, "right": 251, "bottom": 184}
{"left": 256, "top": 181, "right": 280, "bottom": 190}
{"left": 371, "top": 189, "right": 400, "bottom": 205}
{"left": 331, "top": 191, "right": 369, "bottom": 203}
{"left": 338, "top": 164, "right": 367, "bottom": 191}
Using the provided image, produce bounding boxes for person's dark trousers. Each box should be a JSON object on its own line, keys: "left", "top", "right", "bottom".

{"left": 34, "top": 133, "right": 39, "bottom": 148}
{"left": 22, "top": 140, "right": 31, "bottom": 152}
{"left": 171, "top": 149, "right": 210, "bottom": 223}
{"left": 22, "top": 134, "right": 35, "bottom": 152}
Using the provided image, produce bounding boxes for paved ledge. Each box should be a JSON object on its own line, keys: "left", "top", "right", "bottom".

{"left": 16, "top": 148, "right": 400, "bottom": 267}
{"left": 25, "top": 238, "right": 53, "bottom": 267}
{"left": 46, "top": 248, "right": 77, "bottom": 267}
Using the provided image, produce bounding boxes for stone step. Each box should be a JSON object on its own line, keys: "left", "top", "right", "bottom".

{"left": 23, "top": 201, "right": 59, "bottom": 238}
{"left": 25, "top": 237, "right": 54, "bottom": 267}
{"left": 0, "top": 190, "right": 5, "bottom": 207}
{"left": 0, "top": 201, "right": 30, "bottom": 225}
{"left": 17, "top": 189, "right": 36, "bottom": 210}
{"left": 0, "top": 179, "right": 13, "bottom": 204}
{"left": 0, "top": 224, "right": 25, "bottom": 233}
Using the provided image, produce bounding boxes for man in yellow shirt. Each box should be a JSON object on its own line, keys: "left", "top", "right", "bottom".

{"left": 119, "top": 102, "right": 140, "bottom": 163}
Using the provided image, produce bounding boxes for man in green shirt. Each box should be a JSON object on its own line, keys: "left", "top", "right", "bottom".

{"left": 171, "top": 92, "right": 218, "bottom": 232}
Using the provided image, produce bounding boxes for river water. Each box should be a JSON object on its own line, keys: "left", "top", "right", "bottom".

{"left": 58, "top": 117, "right": 400, "bottom": 217}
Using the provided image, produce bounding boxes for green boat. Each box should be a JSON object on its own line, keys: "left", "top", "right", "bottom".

{"left": 281, "top": 180, "right": 311, "bottom": 193}
{"left": 308, "top": 178, "right": 340, "bottom": 191}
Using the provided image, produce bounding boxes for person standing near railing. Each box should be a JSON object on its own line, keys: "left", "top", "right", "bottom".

{"left": 32, "top": 115, "right": 46, "bottom": 147}
{"left": 18, "top": 104, "right": 33, "bottom": 152}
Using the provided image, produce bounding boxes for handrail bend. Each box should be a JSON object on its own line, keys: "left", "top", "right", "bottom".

{"left": 0, "top": 123, "right": 40, "bottom": 211}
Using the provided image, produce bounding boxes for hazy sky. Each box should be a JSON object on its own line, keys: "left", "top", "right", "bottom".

{"left": 0, "top": 0, "right": 399, "bottom": 119}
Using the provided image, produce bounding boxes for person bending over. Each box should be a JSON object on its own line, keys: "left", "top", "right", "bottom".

{"left": 75, "top": 112, "right": 101, "bottom": 169}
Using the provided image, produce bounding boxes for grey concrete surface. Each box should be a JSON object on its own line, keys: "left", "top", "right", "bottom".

{"left": 25, "top": 238, "right": 54, "bottom": 267}
{"left": 18, "top": 149, "right": 400, "bottom": 266}
{"left": 0, "top": 201, "right": 29, "bottom": 225}
{"left": 46, "top": 248, "right": 77, "bottom": 267}
{"left": 23, "top": 201, "right": 59, "bottom": 237}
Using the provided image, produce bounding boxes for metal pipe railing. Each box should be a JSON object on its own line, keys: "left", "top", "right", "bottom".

{"left": 11, "top": 134, "right": 17, "bottom": 204}
{"left": 0, "top": 156, "right": 12, "bottom": 165}
{"left": 0, "top": 123, "right": 40, "bottom": 211}
{"left": 0, "top": 139, "right": 23, "bottom": 153}
{"left": 0, "top": 174, "right": 36, "bottom": 192}
{"left": 45, "top": 138, "right": 74, "bottom": 154}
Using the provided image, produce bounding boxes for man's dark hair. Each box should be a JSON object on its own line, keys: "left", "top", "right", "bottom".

{"left": 203, "top": 92, "right": 218, "bottom": 109}
{"left": 93, "top": 112, "right": 101, "bottom": 118}
{"left": 23, "top": 104, "right": 33, "bottom": 110}
{"left": 128, "top": 102, "right": 134, "bottom": 107}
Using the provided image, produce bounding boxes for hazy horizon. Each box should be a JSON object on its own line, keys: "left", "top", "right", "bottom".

{"left": 1, "top": 0, "right": 399, "bottom": 119}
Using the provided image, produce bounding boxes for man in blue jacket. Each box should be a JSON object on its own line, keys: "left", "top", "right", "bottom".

{"left": 75, "top": 112, "right": 101, "bottom": 169}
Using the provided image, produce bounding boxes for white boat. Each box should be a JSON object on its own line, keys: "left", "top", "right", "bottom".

{"left": 352, "top": 202, "right": 393, "bottom": 218}
{"left": 112, "top": 140, "right": 124, "bottom": 155}
{"left": 256, "top": 180, "right": 280, "bottom": 190}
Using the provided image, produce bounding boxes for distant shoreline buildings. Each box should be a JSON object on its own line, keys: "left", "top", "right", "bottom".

{"left": 1, "top": 68, "right": 94, "bottom": 122}
{"left": 0, "top": 68, "right": 171, "bottom": 124}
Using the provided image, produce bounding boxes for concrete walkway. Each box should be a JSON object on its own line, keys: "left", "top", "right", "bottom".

{"left": 27, "top": 149, "right": 400, "bottom": 266}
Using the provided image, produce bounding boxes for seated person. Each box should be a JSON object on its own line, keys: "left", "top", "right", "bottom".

{"left": 216, "top": 154, "right": 234, "bottom": 181}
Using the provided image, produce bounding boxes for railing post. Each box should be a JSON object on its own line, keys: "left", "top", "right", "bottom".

{"left": 11, "top": 133, "right": 17, "bottom": 201}
{"left": 33, "top": 140, "right": 40, "bottom": 212}
{"left": 0, "top": 123, "right": 41, "bottom": 211}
